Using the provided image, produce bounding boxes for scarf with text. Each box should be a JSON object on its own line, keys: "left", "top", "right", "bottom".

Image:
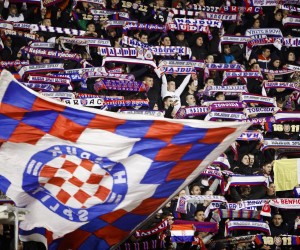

{"left": 94, "top": 79, "right": 147, "bottom": 92}
{"left": 161, "top": 66, "right": 196, "bottom": 75}
{"left": 60, "top": 37, "right": 111, "bottom": 48}
{"left": 30, "top": 24, "right": 86, "bottom": 36}
{"left": 173, "top": 18, "right": 222, "bottom": 29}
{"left": 1, "top": 28, "right": 37, "bottom": 40}
{"left": 237, "top": 131, "right": 264, "bottom": 141}
{"left": 121, "top": 35, "right": 151, "bottom": 50}
{"left": 225, "top": 220, "right": 270, "bottom": 237}
{"left": 244, "top": 106, "right": 280, "bottom": 116}
{"left": 119, "top": 110, "right": 164, "bottom": 117}
{"left": 98, "top": 47, "right": 153, "bottom": 60}
{"left": 176, "top": 195, "right": 227, "bottom": 214}
{"left": 18, "top": 63, "right": 64, "bottom": 79}
{"left": 240, "top": 94, "right": 276, "bottom": 106}
{"left": 205, "top": 111, "right": 246, "bottom": 121}
{"left": 22, "top": 47, "right": 82, "bottom": 62}
{"left": 117, "top": 239, "right": 165, "bottom": 250}
{"left": 120, "top": 1, "right": 148, "bottom": 13}
{"left": 211, "top": 209, "right": 261, "bottom": 223}
{"left": 265, "top": 123, "right": 300, "bottom": 133}
{"left": 123, "top": 21, "right": 166, "bottom": 32}
{"left": 262, "top": 81, "right": 300, "bottom": 96}
{"left": 0, "top": 60, "right": 29, "bottom": 68}
{"left": 219, "top": 35, "right": 249, "bottom": 53}
{"left": 174, "top": 106, "right": 208, "bottom": 119}
{"left": 283, "top": 15, "right": 300, "bottom": 27}
{"left": 223, "top": 71, "right": 263, "bottom": 84}
{"left": 63, "top": 98, "right": 149, "bottom": 108}
{"left": 209, "top": 101, "right": 247, "bottom": 111}
{"left": 221, "top": 6, "right": 262, "bottom": 13}
{"left": 255, "top": 235, "right": 300, "bottom": 247}
{"left": 158, "top": 59, "right": 205, "bottom": 70}
{"left": 29, "top": 42, "right": 56, "bottom": 49}
{"left": 22, "top": 82, "right": 54, "bottom": 92}
{"left": 166, "top": 22, "right": 212, "bottom": 39}
{"left": 204, "top": 85, "right": 248, "bottom": 96}
{"left": 245, "top": 28, "right": 283, "bottom": 38}
{"left": 40, "top": 92, "right": 75, "bottom": 99}
{"left": 262, "top": 139, "right": 300, "bottom": 151}
{"left": 28, "top": 74, "right": 71, "bottom": 86}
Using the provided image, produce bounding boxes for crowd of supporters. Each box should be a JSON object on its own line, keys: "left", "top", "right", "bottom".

{"left": 1, "top": 0, "right": 300, "bottom": 249}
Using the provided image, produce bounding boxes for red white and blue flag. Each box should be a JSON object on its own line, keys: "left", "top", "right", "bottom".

{"left": 0, "top": 70, "right": 249, "bottom": 249}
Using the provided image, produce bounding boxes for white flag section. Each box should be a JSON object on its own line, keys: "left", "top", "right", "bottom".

{"left": 0, "top": 70, "right": 250, "bottom": 249}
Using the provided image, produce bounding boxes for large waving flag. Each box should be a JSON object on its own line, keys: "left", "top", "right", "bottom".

{"left": 274, "top": 158, "right": 300, "bottom": 191}
{"left": 0, "top": 70, "right": 249, "bottom": 249}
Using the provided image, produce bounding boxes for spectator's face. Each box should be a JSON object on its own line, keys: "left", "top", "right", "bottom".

{"left": 199, "top": 0, "right": 205, "bottom": 6}
{"left": 267, "top": 183, "right": 276, "bottom": 195}
{"left": 42, "top": 18, "right": 52, "bottom": 27}
{"left": 272, "top": 214, "right": 283, "bottom": 226}
{"left": 162, "top": 37, "right": 171, "bottom": 46}
{"left": 275, "top": 12, "right": 282, "bottom": 21}
{"left": 273, "top": 60, "right": 280, "bottom": 68}
{"left": 191, "top": 186, "right": 201, "bottom": 195}
{"left": 9, "top": 6, "right": 18, "bottom": 15}
{"left": 241, "top": 155, "right": 250, "bottom": 165}
{"left": 253, "top": 19, "right": 260, "bottom": 28}
{"left": 196, "top": 37, "right": 203, "bottom": 46}
{"left": 263, "top": 49, "right": 270, "bottom": 58}
{"left": 34, "top": 55, "right": 42, "bottom": 63}
{"left": 178, "top": 189, "right": 186, "bottom": 197}
{"left": 249, "top": 155, "right": 254, "bottom": 165}
{"left": 87, "top": 24, "right": 95, "bottom": 32}
{"left": 167, "top": 81, "right": 176, "bottom": 92}
{"left": 188, "top": 82, "right": 197, "bottom": 92}
{"left": 206, "top": 55, "right": 214, "bottom": 63}
{"left": 263, "top": 164, "right": 272, "bottom": 175}
{"left": 176, "top": 33, "right": 185, "bottom": 41}
{"left": 216, "top": 94, "right": 225, "bottom": 101}
{"left": 206, "top": 79, "right": 214, "bottom": 87}
{"left": 144, "top": 77, "right": 153, "bottom": 87}
{"left": 288, "top": 52, "right": 295, "bottom": 62}
{"left": 4, "top": 37, "right": 12, "bottom": 47}
{"left": 251, "top": 63, "right": 260, "bottom": 71}
{"left": 186, "top": 95, "right": 196, "bottom": 106}
{"left": 266, "top": 73, "right": 275, "bottom": 81}
{"left": 164, "top": 98, "right": 173, "bottom": 108}
{"left": 195, "top": 211, "right": 205, "bottom": 222}
{"left": 140, "top": 35, "right": 148, "bottom": 44}
{"left": 224, "top": 46, "right": 231, "bottom": 54}
{"left": 156, "top": 0, "right": 165, "bottom": 7}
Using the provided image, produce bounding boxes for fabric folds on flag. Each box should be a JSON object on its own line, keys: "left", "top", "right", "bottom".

{"left": 0, "top": 70, "right": 249, "bottom": 249}
{"left": 170, "top": 224, "right": 195, "bottom": 243}
{"left": 274, "top": 158, "right": 300, "bottom": 191}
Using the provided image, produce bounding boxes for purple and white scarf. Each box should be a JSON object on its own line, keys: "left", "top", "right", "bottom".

{"left": 29, "top": 42, "right": 56, "bottom": 49}
{"left": 225, "top": 175, "right": 268, "bottom": 191}
{"left": 275, "top": 111, "right": 300, "bottom": 122}
{"left": 120, "top": 1, "right": 148, "bottom": 13}
{"left": 121, "top": 35, "right": 151, "bottom": 50}
{"left": 98, "top": 47, "right": 153, "bottom": 60}
{"left": 22, "top": 82, "right": 54, "bottom": 92}
{"left": 283, "top": 15, "right": 300, "bottom": 27}
{"left": 205, "top": 111, "right": 246, "bottom": 121}
{"left": 262, "top": 81, "right": 300, "bottom": 96}
{"left": 174, "top": 18, "right": 222, "bottom": 29}
{"left": 244, "top": 106, "right": 280, "bottom": 116}
{"left": 174, "top": 106, "right": 208, "bottom": 119}
{"left": 245, "top": 28, "right": 283, "bottom": 38}
{"left": 0, "top": 60, "right": 29, "bottom": 68}
{"left": 22, "top": 47, "right": 82, "bottom": 61}
{"left": 219, "top": 35, "right": 249, "bottom": 53}
{"left": 28, "top": 74, "right": 71, "bottom": 86}
{"left": 237, "top": 131, "right": 264, "bottom": 141}
{"left": 158, "top": 59, "right": 205, "bottom": 69}
{"left": 30, "top": 24, "right": 86, "bottom": 36}
{"left": 176, "top": 195, "right": 227, "bottom": 214}
{"left": 60, "top": 37, "right": 111, "bottom": 48}
{"left": 261, "top": 139, "right": 300, "bottom": 151}
{"left": 41, "top": 92, "right": 75, "bottom": 99}
{"left": 209, "top": 101, "right": 247, "bottom": 110}
{"left": 123, "top": 21, "right": 166, "bottom": 32}
{"left": 119, "top": 110, "right": 164, "bottom": 117}
{"left": 18, "top": 63, "right": 64, "bottom": 78}
{"left": 94, "top": 79, "right": 147, "bottom": 92}
{"left": 240, "top": 94, "right": 276, "bottom": 106}
{"left": 223, "top": 71, "right": 263, "bottom": 84}
{"left": 161, "top": 66, "right": 196, "bottom": 75}
{"left": 225, "top": 220, "right": 270, "bottom": 237}
{"left": 204, "top": 85, "right": 248, "bottom": 96}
